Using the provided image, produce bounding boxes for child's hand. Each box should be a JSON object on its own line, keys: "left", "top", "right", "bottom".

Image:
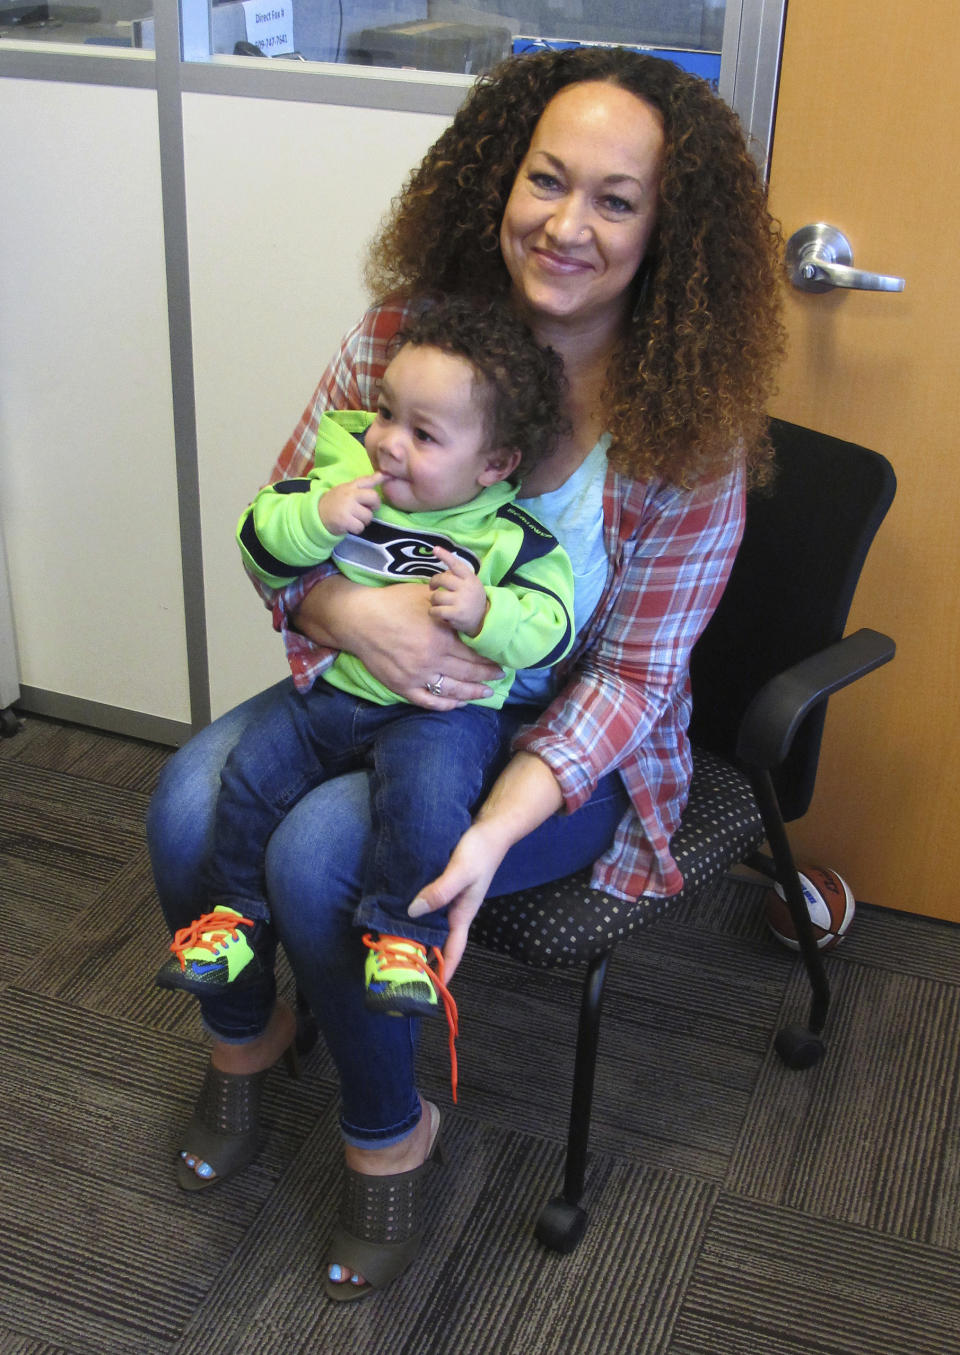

{"left": 317, "top": 473, "right": 386, "bottom": 536}
{"left": 428, "top": 545, "right": 489, "bottom": 637}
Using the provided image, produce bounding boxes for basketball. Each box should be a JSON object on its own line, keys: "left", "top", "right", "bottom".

{"left": 765, "top": 866, "right": 856, "bottom": 951}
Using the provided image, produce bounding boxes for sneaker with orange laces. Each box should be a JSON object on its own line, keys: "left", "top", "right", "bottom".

{"left": 156, "top": 905, "right": 268, "bottom": 997}
{"left": 362, "top": 933, "right": 459, "bottom": 1102}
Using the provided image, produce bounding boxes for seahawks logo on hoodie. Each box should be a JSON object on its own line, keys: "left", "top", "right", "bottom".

{"left": 333, "top": 518, "right": 480, "bottom": 579}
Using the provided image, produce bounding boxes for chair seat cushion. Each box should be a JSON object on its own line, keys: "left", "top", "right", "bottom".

{"left": 472, "top": 748, "right": 766, "bottom": 968}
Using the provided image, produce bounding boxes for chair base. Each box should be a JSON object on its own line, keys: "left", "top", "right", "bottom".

{"left": 775, "top": 1023, "right": 826, "bottom": 1069}
{"left": 535, "top": 1196, "right": 588, "bottom": 1253}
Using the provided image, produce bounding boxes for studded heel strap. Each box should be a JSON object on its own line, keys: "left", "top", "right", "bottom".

{"left": 176, "top": 1039, "right": 300, "bottom": 1193}
{"left": 324, "top": 1117, "right": 444, "bottom": 1300}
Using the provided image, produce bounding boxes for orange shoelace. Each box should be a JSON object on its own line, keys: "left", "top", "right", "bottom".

{"left": 168, "top": 909, "right": 253, "bottom": 971}
{"left": 363, "top": 933, "right": 460, "bottom": 1103}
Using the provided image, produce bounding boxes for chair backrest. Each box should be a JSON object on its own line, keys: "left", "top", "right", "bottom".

{"left": 688, "top": 418, "right": 896, "bottom": 822}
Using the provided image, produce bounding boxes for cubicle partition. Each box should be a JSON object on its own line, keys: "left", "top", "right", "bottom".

{"left": 0, "top": 518, "right": 20, "bottom": 733}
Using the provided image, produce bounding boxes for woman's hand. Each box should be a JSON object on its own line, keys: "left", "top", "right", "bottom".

{"left": 409, "top": 751, "right": 566, "bottom": 979}
{"left": 408, "top": 821, "right": 511, "bottom": 979}
{"left": 290, "top": 574, "right": 502, "bottom": 708}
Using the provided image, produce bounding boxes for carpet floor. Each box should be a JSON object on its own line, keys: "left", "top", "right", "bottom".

{"left": 2, "top": 714, "right": 958, "bottom": 1355}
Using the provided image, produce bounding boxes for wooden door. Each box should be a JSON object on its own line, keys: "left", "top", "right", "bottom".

{"left": 765, "top": 1, "right": 960, "bottom": 920}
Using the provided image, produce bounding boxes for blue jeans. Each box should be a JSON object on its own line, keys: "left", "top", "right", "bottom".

{"left": 146, "top": 678, "right": 630, "bottom": 1148}
{"left": 205, "top": 680, "right": 502, "bottom": 949}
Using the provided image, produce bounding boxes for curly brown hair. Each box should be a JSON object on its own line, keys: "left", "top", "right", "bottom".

{"left": 366, "top": 47, "right": 784, "bottom": 487}
{"left": 391, "top": 295, "right": 569, "bottom": 483}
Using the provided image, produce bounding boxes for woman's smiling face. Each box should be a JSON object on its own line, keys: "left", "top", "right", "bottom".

{"left": 499, "top": 80, "right": 664, "bottom": 334}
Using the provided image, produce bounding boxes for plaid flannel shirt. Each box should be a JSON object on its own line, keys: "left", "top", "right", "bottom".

{"left": 253, "top": 300, "right": 746, "bottom": 901}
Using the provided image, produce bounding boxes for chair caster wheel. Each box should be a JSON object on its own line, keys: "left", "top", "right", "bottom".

{"left": 775, "top": 1023, "right": 826, "bottom": 1069}
{"left": 535, "top": 1196, "right": 588, "bottom": 1253}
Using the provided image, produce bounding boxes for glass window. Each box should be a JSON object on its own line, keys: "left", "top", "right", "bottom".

{"left": 174, "top": 0, "right": 725, "bottom": 82}
{"left": 0, "top": 0, "right": 153, "bottom": 49}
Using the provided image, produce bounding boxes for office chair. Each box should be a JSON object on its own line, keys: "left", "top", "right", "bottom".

{"left": 471, "top": 418, "right": 897, "bottom": 1252}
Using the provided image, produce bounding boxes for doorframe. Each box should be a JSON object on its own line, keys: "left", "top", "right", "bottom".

{"left": 720, "top": 0, "right": 788, "bottom": 175}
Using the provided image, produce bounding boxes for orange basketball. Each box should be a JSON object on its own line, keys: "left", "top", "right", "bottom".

{"left": 765, "top": 866, "right": 855, "bottom": 951}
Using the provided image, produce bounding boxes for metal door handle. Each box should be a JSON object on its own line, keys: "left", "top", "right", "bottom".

{"left": 785, "top": 224, "right": 905, "bottom": 293}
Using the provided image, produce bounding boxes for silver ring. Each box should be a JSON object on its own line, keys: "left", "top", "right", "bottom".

{"left": 424, "top": 674, "right": 446, "bottom": 696}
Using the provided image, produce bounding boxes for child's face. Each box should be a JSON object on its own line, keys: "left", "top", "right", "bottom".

{"left": 365, "top": 344, "right": 520, "bottom": 514}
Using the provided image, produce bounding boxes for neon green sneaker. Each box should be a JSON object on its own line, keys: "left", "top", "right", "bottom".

{"left": 362, "top": 934, "right": 445, "bottom": 1018}
{"left": 362, "top": 933, "right": 460, "bottom": 1103}
{"left": 156, "top": 906, "right": 266, "bottom": 996}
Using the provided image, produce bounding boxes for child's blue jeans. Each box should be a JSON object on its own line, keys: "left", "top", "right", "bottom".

{"left": 147, "top": 678, "right": 630, "bottom": 1148}
{"left": 204, "top": 679, "right": 503, "bottom": 949}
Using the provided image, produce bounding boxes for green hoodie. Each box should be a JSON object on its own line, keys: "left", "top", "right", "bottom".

{"left": 238, "top": 410, "right": 575, "bottom": 708}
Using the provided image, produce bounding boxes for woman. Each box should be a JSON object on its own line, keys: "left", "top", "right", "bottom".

{"left": 147, "top": 46, "right": 782, "bottom": 1299}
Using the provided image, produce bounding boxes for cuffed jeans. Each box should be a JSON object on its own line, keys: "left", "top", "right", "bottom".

{"left": 205, "top": 680, "right": 503, "bottom": 949}
{"left": 146, "top": 678, "right": 630, "bottom": 1148}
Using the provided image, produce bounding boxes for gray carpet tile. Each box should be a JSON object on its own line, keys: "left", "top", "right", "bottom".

{"left": 170, "top": 1108, "right": 718, "bottom": 1355}
{"left": 0, "top": 1336, "right": 78, "bottom": 1355}
{"left": 657, "top": 870, "right": 776, "bottom": 942}
{"left": 13, "top": 847, "right": 208, "bottom": 1040}
{"left": 0, "top": 714, "right": 50, "bottom": 763}
{"left": 728, "top": 960, "right": 960, "bottom": 1249}
{"left": 2, "top": 718, "right": 170, "bottom": 794}
{"left": 3, "top": 714, "right": 960, "bottom": 1355}
{"left": 409, "top": 1144, "right": 717, "bottom": 1355}
{"left": 1, "top": 760, "right": 147, "bottom": 893}
{"left": 827, "top": 897, "right": 960, "bottom": 985}
{"left": 0, "top": 764, "right": 151, "bottom": 989}
{"left": 0, "top": 759, "right": 149, "bottom": 868}
{"left": 0, "top": 990, "right": 335, "bottom": 1355}
{"left": 668, "top": 1193, "right": 960, "bottom": 1355}
{"left": 1, "top": 860, "right": 84, "bottom": 986}
{"left": 0, "top": 991, "right": 331, "bottom": 1178}
{"left": 423, "top": 927, "right": 793, "bottom": 1181}
{"left": 671, "top": 865, "right": 960, "bottom": 992}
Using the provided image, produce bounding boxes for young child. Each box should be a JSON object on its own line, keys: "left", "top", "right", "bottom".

{"left": 155, "top": 298, "right": 575, "bottom": 1073}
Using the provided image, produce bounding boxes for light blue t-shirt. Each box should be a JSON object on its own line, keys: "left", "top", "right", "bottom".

{"left": 507, "top": 436, "right": 609, "bottom": 706}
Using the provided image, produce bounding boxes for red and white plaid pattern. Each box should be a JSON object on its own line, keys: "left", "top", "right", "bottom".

{"left": 249, "top": 301, "right": 745, "bottom": 902}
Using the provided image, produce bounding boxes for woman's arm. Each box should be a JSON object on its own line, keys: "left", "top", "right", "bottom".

{"left": 291, "top": 573, "right": 503, "bottom": 708}
{"left": 515, "top": 465, "right": 747, "bottom": 815}
{"left": 411, "top": 463, "right": 748, "bottom": 954}
{"left": 408, "top": 751, "right": 564, "bottom": 976}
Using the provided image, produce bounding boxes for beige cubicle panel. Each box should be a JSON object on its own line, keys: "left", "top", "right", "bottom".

{"left": 182, "top": 91, "right": 450, "bottom": 720}
{"left": 0, "top": 75, "right": 190, "bottom": 735}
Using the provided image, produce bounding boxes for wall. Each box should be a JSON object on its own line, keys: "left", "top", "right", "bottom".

{"left": 182, "top": 92, "right": 448, "bottom": 717}
{"left": 0, "top": 75, "right": 190, "bottom": 731}
{"left": 0, "top": 59, "right": 455, "bottom": 740}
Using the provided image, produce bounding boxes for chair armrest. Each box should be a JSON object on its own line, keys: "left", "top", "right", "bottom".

{"left": 736, "top": 627, "right": 895, "bottom": 769}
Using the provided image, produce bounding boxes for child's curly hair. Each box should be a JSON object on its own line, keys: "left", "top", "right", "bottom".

{"left": 391, "top": 296, "right": 569, "bottom": 484}
{"left": 366, "top": 47, "right": 784, "bottom": 488}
